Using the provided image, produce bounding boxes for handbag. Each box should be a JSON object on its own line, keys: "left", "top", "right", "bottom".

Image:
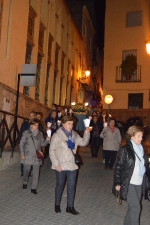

{"left": 31, "top": 135, "right": 44, "bottom": 160}
{"left": 71, "top": 150, "right": 82, "bottom": 166}
{"left": 36, "top": 150, "right": 44, "bottom": 160}
{"left": 116, "top": 190, "right": 122, "bottom": 205}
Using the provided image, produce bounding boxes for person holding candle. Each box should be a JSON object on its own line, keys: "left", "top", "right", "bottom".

{"left": 49, "top": 115, "right": 90, "bottom": 215}
{"left": 90, "top": 115, "right": 103, "bottom": 158}
{"left": 45, "top": 110, "right": 58, "bottom": 158}
{"left": 100, "top": 118, "right": 122, "bottom": 170}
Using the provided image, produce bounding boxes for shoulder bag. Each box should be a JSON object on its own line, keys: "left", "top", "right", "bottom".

{"left": 71, "top": 150, "right": 82, "bottom": 167}
{"left": 31, "top": 135, "right": 44, "bottom": 160}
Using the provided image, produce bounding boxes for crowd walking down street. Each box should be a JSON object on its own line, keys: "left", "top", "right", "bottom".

{"left": 0, "top": 145, "right": 149, "bottom": 225}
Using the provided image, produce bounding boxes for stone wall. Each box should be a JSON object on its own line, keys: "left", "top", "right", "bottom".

{"left": 109, "top": 109, "right": 150, "bottom": 127}
{"left": 0, "top": 82, "right": 51, "bottom": 148}
{"left": 0, "top": 82, "right": 51, "bottom": 120}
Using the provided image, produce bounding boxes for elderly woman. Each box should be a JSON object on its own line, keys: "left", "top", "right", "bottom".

{"left": 20, "top": 118, "right": 50, "bottom": 194}
{"left": 113, "top": 126, "right": 148, "bottom": 225}
{"left": 49, "top": 115, "right": 90, "bottom": 215}
{"left": 100, "top": 118, "right": 122, "bottom": 170}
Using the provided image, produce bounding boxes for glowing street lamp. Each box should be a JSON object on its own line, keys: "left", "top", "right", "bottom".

{"left": 146, "top": 40, "right": 150, "bottom": 55}
{"left": 104, "top": 95, "right": 113, "bottom": 116}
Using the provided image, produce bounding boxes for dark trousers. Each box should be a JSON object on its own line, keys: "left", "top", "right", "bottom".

{"left": 90, "top": 137, "right": 101, "bottom": 156}
{"left": 45, "top": 144, "right": 50, "bottom": 158}
{"left": 104, "top": 150, "right": 117, "bottom": 168}
{"left": 23, "top": 164, "right": 40, "bottom": 189}
{"left": 55, "top": 170, "right": 77, "bottom": 207}
{"left": 124, "top": 184, "right": 142, "bottom": 225}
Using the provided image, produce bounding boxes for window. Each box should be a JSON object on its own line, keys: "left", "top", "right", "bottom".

{"left": 126, "top": 11, "right": 142, "bottom": 27}
{"left": 38, "top": 21, "right": 46, "bottom": 54}
{"left": 0, "top": 0, "right": 4, "bottom": 41}
{"left": 24, "top": 5, "right": 37, "bottom": 96}
{"left": 55, "top": 43, "right": 60, "bottom": 70}
{"left": 128, "top": 93, "right": 143, "bottom": 109}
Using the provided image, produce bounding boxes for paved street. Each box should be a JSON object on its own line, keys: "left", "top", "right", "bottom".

{"left": 0, "top": 146, "right": 149, "bottom": 225}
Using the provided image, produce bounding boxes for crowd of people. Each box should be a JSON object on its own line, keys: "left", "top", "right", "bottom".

{"left": 18, "top": 104, "right": 150, "bottom": 223}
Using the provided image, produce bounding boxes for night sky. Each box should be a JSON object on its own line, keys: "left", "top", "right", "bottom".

{"left": 94, "top": 0, "right": 106, "bottom": 50}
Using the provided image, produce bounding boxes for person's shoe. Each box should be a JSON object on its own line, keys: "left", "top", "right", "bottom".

{"left": 31, "top": 189, "right": 38, "bottom": 194}
{"left": 22, "top": 184, "right": 27, "bottom": 189}
{"left": 104, "top": 166, "right": 108, "bottom": 169}
{"left": 109, "top": 167, "right": 113, "bottom": 170}
{"left": 55, "top": 205, "right": 61, "bottom": 213}
{"left": 66, "top": 207, "right": 79, "bottom": 215}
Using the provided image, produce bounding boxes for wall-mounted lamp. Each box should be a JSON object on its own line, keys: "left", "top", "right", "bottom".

{"left": 146, "top": 40, "right": 150, "bottom": 55}
{"left": 77, "top": 69, "right": 91, "bottom": 83}
{"left": 71, "top": 102, "right": 76, "bottom": 106}
{"left": 84, "top": 102, "right": 89, "bottom": 106}
{"left": 85, "top": 69, "right": 90, "bottom": 77}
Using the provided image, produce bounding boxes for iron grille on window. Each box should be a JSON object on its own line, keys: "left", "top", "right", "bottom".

{"left": 128, "top": 93, "right": 143, "bottom": 109}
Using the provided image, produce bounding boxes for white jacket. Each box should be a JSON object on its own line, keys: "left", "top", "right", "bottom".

{"left": 49, "top": 128, "right": 90, "bottom": 170}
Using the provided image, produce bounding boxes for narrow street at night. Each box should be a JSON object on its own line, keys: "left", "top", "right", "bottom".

{"left": 0, "top": 146, "right": 149, "bottom": 225}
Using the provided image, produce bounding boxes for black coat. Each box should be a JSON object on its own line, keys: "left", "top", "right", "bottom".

{"left": 89, "top": 120, "right": 103, "bottom": 143}
{"left": 113, "top": 139, "right": 148, "bottom": 201}
{"left": 18, "top": 121, "right": 30, "bottom": 144}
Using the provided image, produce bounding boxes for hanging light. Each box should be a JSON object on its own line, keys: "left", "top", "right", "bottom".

{"left": 146, "top": 40, "right": 150, "bottom": 55}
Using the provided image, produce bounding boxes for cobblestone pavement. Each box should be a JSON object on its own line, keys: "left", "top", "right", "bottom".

{"left": 0, "top": 146, "right": 149, "bottom": 225}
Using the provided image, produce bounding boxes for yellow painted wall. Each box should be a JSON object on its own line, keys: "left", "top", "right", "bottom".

{"left": 103, "top": 0, "right": 150, "bottom": 109}
{"left": 0, "top": 0, "right": 28, "bottom": 91}
{"left": 0, "top": 0, "right": 95, "bottom": 109}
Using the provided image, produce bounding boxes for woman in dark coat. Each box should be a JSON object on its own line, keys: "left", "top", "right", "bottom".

{"left": 113, "top": 126, "right": 148, "bottom": 225}
{"left": 90, "top": 115, "right": 103, "bottom": 157}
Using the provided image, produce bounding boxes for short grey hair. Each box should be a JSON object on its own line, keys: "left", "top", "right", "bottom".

{"left": 126, "top": 126, "right": 143, "bottom": 139}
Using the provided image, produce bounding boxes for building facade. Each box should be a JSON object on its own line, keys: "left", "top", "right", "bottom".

{"left": 103, "top": 0, "right": 150, "bottom": 125}
{"left": 0, "top": 0, "right": 96, "bottom": 119}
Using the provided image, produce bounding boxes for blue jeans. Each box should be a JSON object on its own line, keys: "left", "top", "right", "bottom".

{"left": 55, "top": 170, "right": 78, "bottom": 207}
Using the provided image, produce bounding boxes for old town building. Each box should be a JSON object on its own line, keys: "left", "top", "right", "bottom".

{"left": 103, "top": 0, "right": 150, "bottom": 125}
{"left": 0, "top": 0, "right": 99, "bottom": 168}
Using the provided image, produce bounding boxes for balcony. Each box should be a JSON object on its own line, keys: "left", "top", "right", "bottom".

{"left": 116, "top": 65, "right": 141, "bottom": 83}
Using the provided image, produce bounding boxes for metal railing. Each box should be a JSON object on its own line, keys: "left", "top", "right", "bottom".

{"left": 116, "top": 65, "right": 141, "bottom": 83}
{"left": 0, "top": 110, "right": 28, "bottom": 158}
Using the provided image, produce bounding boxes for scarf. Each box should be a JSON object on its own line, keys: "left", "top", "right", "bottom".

{"left": 109, "top": 126, "right": 114, "bottom": 132}
{"left": 61, "top": 127, "right": 75, "bottom": 150}
{"left": 30, "top": 128, "right": 39, "bottom": 137}
{"left": 131, "top": 139, "right": 146, "bottom": 177}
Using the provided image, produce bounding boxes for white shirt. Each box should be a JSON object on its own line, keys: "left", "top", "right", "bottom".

{"left": 130, "top": 154, "right": 143, "bottom": 185}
